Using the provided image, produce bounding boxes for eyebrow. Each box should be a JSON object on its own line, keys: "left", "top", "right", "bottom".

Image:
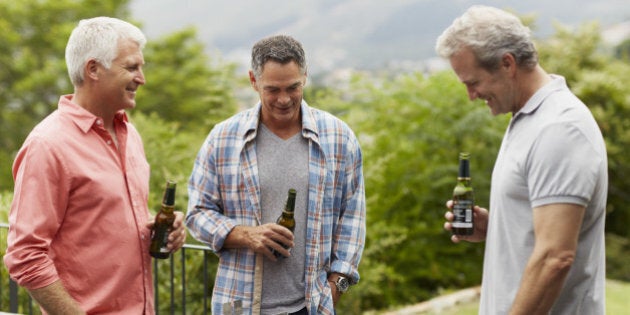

{"left": 263, "top": 81, "right": 303, "bottom": 90}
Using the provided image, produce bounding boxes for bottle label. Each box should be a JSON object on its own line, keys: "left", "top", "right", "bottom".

{"left": 453, "top": 200, "right": 473, "bottom": 228}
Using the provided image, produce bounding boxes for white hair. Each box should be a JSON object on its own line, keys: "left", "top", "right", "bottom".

{"left": 65, "top": 17, "right": 146, "bottom": 86}
{"left": 435, "top": 5, "right": 537, "bottom": 71}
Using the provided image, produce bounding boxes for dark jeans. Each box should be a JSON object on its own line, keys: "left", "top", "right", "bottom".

{"left": 289, "top": 307, "right": 308, "bottom": 315}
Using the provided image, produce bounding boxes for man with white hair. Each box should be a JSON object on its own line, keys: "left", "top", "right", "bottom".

{"left": 4, "top": 17, "right": 186, "bottom": 314}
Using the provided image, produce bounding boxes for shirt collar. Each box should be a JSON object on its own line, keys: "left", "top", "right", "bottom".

{"left": 242, "top": 100, "right": 318, "bottom": 142}
{"left": 514, "top": 74, "right": 566, "bottom": 118}
{"left": 58, "top": 94, "right": 129, "bottom": 133}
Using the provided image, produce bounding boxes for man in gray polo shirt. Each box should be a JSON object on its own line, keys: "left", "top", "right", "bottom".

{"left": 436, "top": 5, "right": 607, "bottom": 314}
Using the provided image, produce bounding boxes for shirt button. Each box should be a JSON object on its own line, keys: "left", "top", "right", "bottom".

{"left": 107, "top": 140, "right": 112, "bottom": 145}
{"left": 96, "top": 119, "right": 102, "bottom": 125}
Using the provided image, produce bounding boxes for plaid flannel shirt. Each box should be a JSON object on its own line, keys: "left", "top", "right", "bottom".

{"left": 186, "top": 101, "right": 366, "bottom": 315}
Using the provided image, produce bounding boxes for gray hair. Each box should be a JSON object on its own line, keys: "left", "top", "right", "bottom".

{"left": 251, "top": 35, "right": 307, "bottom": 79}
{"left": 65, "top": 17, "right": 146, "bottom": 86}
{"left": 435, "top": 5, "right": 538, "bottom": 71}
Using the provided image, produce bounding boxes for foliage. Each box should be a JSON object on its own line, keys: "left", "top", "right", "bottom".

{"left": 614, "top": 38, "right": 630, "bottom": 61}
{"left": 128, "top": 111, "right": 202, "bottom": 212}
{"left": 136, "top": 27, "right": 239, "bottom": 131}
{"left": 605, "top": 234, "right": 630, "bottom": 281}
{"left": 311, "top": 71, "right": 509, "bottom": 311}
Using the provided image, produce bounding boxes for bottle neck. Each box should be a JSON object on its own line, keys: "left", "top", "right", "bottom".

{"left": 285, "top": 194, "right": 296, "bottom": 213}
{"left": 458, "top": 159, "right": 470, "bottom": 178}
{"left": 161, "top": 204, "right": 175, "bottom": 213}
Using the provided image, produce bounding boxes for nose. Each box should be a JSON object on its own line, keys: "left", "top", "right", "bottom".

{"left": 278, "top": 91, "right": 291, "bottom": 104}
{"left": 467, "top": 86, "right": 478, "bottom": 101}
{"left": 135, "top": 69, "right": 146, "bottom": 85}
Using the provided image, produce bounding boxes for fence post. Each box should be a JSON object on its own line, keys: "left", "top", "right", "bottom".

{"left": 9, "top": 278, "right": 18, "bottom": 313}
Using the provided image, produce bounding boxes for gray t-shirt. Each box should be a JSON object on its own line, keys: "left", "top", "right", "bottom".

{"left": 480, "top": 75, "right": 607, "bottom": 314}
{"left": 257, "top": 124, "right": 309, "bottom": 314}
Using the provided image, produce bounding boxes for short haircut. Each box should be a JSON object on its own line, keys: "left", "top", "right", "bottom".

{"left": 65, "top": 17, "right": 146, "bottom": 86}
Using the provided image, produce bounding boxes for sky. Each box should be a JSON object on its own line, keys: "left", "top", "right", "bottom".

{"left": 129, "top": 0, "right": 630, "bottom": 74}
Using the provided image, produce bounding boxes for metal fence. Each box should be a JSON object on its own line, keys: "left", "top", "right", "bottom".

{"left": 0, "top": 223, "right": 215, "bottom": 314}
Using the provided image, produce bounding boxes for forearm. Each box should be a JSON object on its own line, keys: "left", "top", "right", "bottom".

{"left": 185, "top": 204, "right": 235, "bottom": 252}
{"left": 511, "top": 203, "right": 584, "bottom": 314}
{"left": 510, "top": 250, "right": 573, "bottom": 314}
{"left": 223, "top": 225, "right": 249, "bottom": 249}
{"left": 29, "top": 280, "right": 85, "bottom": 315}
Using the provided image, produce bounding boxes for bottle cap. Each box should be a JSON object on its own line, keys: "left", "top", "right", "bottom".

{"left": 459, "top": 152, "right": 470, "bottom": 178}
{"left": 286, "top": 188, "right": 297, "bottom": 212}
{"left": 163, "top": 180, "right": 177, "bottom": 206}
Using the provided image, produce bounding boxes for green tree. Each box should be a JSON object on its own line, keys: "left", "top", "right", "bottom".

{"left": 313, "top": 71, "right": 509, "bottom": 311}
{"left": 136, "top": 27, "right": 238, "bottom": 130}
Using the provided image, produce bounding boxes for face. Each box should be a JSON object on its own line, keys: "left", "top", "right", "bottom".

{"left": 250, "top": 60, "right": 306, "bottom": 129}
{"left": 97, "top": 38, "right": 146, "bottom": 112}
{"left": 449, "top": 48, "right": 517, "bottom": 115}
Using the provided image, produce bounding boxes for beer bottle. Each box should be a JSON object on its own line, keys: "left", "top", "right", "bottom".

{"left": 273, "top": 188, "right": 296, "bottom": 258}
{"left": 150, "top": 180, "right": 177, "bottom": 259}
{"left": 452, "top": 152, "right": 474, "bottom": 236}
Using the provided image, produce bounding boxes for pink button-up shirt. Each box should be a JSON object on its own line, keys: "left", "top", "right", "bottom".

{"left": 4, "top": 95, "right": 154, "bottom": 314}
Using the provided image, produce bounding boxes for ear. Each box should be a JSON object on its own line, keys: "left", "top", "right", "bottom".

{"left": 85, "top": 59, "right": 99, "bottom": 81}
{"left": 502, "top": 53, "right": 517, "bottom": 76}
{"left": 248, "top": 70, "right": 259, "bottom": 91}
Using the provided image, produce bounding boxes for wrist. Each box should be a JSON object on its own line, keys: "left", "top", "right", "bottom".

{"left": 328, "top": 273, "right": 350, "bottom": 294}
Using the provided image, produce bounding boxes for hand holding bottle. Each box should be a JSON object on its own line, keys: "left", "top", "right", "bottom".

{"left": 147, "top": 211, "right": 186, "bottom": 254}
{"left": 223, "top": 224, "right": 294, "bottom": 261}
{"left": 149, "top": 180, "right": 186, "bottom": 258}
{"left": 272, "top": 189, "right": 296, "bottom": 258}
{"left": 444, "top": 200, "right": 489, "bottom": 243}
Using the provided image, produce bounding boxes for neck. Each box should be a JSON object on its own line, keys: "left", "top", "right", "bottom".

{"left": 262, "top": 121, "right": 301, "bottom": 140}
{"left": 73, "top": 88, "right": 117, "bottom": 130}
{"left": 514, "top": 65, "right": 552, "bottom": 113}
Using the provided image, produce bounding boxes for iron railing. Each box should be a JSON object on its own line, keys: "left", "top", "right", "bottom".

{"left": 0, "top": 223, "right": 215, "bottom": 314}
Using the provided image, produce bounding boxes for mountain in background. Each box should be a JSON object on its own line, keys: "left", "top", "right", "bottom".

{"left": 130, "top": 0, "right": 630, "bottom": 75}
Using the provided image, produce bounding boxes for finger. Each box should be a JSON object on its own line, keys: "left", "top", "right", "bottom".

{"left": 145, "top": 217, "right": 156, "bottom": 229}
{"left": 446, "top": 200, "right": 453, "bottom": 208}
{"left": 443, "top": 221, "right": 452, "bottom": 231}
{"left": 444, "top": 211, "right": 454, "bottom": 221}
{"left": 261, "top": 246, "right": 278, "bottom": 261}
{"left": 172, "top": 212, "right": 185, "bottom": 228}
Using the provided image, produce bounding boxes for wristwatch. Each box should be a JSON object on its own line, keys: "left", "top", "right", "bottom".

{"left": 334, "top": 276, "right": 350, "bottom": 294}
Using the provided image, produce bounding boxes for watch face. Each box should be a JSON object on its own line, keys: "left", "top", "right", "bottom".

{"left": 337, "top": 277, "right": 350, "bottom": 292}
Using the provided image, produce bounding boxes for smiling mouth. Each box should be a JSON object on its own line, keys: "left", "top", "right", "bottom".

{"left": 276, "top": 105, "right": 294, "bottom": 111}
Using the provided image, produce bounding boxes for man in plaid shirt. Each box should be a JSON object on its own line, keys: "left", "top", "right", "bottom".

{"left": 186, "top": 35, "right": 366, "bottom": 315}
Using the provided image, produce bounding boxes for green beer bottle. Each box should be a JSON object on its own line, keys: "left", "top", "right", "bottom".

{"left": 452, "top": 152, "right": 474, "bottom": 236}
{"left": 273, "top": 188, "right": 297, "bottom": 258}
{"left": 150, "top": 180, "right": 176, "bottom": 259}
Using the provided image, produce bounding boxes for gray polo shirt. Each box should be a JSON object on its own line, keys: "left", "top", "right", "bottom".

{"left": 480, "top": 75, "right": 607, "bottom": 314}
